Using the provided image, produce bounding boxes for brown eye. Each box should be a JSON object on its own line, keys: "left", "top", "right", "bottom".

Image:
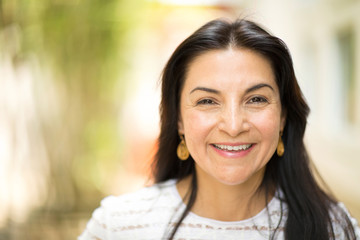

{"left": 249, "top": 96, "right": 268, "bottom": 104}
{"left": 197, "top": 99, "right": 216, "bottom": 105}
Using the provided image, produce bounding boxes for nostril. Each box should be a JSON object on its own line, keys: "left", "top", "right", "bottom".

{"left": 217, "top": 112, "right": 249, "bottom": 137}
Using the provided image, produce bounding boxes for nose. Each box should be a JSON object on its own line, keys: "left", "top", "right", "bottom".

{"left": 218, "top": 104, "right": 250, "bottom": 137}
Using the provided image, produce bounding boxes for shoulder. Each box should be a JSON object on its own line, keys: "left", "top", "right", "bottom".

{"left": 100, "top": 179, "right": 177, "bottom": 210}
{"left": 78, "top": 179, "right": 180, "bottom": 240}
{"left": 330, "top": 202, "right": 360, "bottom": 239}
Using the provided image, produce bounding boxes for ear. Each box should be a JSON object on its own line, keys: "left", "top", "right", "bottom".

{"left": 178, "top": 115, "right": 184, "bottom": 135}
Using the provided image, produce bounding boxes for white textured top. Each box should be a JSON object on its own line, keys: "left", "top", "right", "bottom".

{"left": 79, "top": 179, "right": 360, "bottom": 240}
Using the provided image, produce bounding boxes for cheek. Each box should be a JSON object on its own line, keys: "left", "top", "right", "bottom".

{"left": 251, "top": 110, "right": 282, "bottom": 140}
{"left": 182, "top": 111, "right": 218, "bottom": 155}
{"left": 183, "top": 111, "right": 217, "bottom": 134}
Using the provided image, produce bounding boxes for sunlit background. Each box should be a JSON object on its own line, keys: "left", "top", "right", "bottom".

{"left": 0, "top": 0, "right": 359, "bottom": 239}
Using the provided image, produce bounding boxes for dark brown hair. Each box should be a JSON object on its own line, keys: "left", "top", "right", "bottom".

{"left": 152, "top": 18, "right": 356, "bottom": 240}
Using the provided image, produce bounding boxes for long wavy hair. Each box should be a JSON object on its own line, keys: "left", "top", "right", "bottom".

{"left": 152, "top": 18, "right": 356, "bottom": 240}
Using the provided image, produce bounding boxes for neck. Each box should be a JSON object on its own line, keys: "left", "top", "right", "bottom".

{"left": 176, "top": 170, "right": 274, "bottom": 222}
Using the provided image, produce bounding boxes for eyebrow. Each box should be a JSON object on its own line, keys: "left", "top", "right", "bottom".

{"left": 190, "top": 87, "right": 219, "bottom": 94}
{"left": 245, "top": 83, "right": 274, "bottom": 94}
{"left": 190, "top": 83, "right": 274, "bottom": 95}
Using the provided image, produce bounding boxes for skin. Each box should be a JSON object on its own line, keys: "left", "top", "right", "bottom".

{"left": 177, "top": 48, "right": 286, "bottom": 221}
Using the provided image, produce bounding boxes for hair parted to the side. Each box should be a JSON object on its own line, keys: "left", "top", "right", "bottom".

{"left": 152, "top": 18, "right": 356, "bottom": 240}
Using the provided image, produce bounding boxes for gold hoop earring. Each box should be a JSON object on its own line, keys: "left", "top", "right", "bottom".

{"left": 277, "top": 131, "right": 284, "bottom": 157}
{"left": 177, "top": 135, "right": 189, "bottom": 161}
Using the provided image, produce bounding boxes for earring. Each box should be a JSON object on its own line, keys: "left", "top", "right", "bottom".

{"left": 277, "top": 132, "right": 285, "bottom": 157}
{"left": 177, "top": 135, "right": 189, "bottom": 160}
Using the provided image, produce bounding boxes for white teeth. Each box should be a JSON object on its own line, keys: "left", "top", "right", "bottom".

{"left": 214, "top": 144, "right": 252, "bottom": 151}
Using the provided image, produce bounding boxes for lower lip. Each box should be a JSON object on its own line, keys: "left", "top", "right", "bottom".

{"left": 210, "top": 144, "right": 255, "bottom": 158}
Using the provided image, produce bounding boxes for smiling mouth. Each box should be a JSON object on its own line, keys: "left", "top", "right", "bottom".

{"left": 212, "top": 144, "right": 253, "bottom": 152}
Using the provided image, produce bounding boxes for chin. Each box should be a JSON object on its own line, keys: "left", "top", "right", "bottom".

{"left": 214, "top": 174, "right": 252, "bottom": 186}
{"left": 213, "top": 168, "right": 264, "bottom": 187}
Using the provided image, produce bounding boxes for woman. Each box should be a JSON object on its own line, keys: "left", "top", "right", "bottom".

{"left": 79, "top": 18, "right": 360, "bottom": 239}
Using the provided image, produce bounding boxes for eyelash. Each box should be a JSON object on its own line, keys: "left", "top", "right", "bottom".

{"left": 196, "top": 98, "right": 217, "bottom": 105}
{"left": 248, "top": 96, "right": 268, "bottom": 104}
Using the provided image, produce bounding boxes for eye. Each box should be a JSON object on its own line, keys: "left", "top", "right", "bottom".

{"left": 197, "top": 98, "right": 216, "bottom": 105}
{"left": 248, "top": 96, "right": 268, "bottom": 104}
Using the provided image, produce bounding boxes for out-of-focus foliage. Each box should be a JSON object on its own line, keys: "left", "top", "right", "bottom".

{"left": 0, "top": 0, "right": 145, "bottom": 238}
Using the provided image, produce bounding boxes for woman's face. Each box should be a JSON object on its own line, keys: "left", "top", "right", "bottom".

{"left": 178, "top": 49, "right": 286, "bottom": 186}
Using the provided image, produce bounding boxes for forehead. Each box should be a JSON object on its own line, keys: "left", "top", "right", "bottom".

{"left": 182, "top": 49, "right": 277, "bottom": 94}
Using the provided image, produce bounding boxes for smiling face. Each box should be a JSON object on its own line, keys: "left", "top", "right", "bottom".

{"left": 178, "top": 48, "right": 286, "bottom": 187}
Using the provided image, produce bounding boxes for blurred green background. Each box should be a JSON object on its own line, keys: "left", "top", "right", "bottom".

{"left": 1, "top": 0, "right": 359, "bottom": 239}
{"left": 0, "top": 0, "right": 145, "bottom": 238}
